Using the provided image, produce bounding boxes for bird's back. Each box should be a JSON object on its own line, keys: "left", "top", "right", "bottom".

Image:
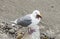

{"left": 16, "top": 14, "right": 32, "bottom": 27}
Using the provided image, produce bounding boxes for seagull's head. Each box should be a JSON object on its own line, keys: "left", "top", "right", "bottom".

{"left": 32, "top": 10, "right": 42, "bottom": 19}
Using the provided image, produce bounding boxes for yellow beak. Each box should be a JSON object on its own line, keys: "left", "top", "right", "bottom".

{"left": 39, "top": 14, "right": 42, "bottom": 19}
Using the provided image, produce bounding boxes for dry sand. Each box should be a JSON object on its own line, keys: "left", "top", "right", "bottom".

{"left": 0, "top": 0, "right": 60, "bottom": 39}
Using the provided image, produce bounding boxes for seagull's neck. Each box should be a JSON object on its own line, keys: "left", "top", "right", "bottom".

{"left": 30, "top": 14, "right": 41, "bottom": 26}
{"left": 31, "top": 14, "right": 36, "bottom": 18}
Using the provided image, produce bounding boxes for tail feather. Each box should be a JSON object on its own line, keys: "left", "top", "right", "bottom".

{"left": 10, "top": 19, "right": 17, "bottom": 26}
{"left": 11, "top": 24, "right": 16, "bottom": 26}
{"left": 10, "top": 21, "right": 16, "bottom": 26}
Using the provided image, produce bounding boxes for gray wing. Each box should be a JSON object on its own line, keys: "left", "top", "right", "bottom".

{"left": 16, "top": 15, "right": 32, "bottom": 27}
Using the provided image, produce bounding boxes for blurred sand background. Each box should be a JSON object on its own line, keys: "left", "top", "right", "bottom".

{"left": 0, "top": 0, "right": 60, "bottom": 39}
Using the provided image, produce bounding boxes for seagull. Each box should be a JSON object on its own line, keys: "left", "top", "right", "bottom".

{"left": 11, "top": 10, "right": 42, "bottom": 27}
{"left": 12, "top": 10, "right": 42, "bottom": 39}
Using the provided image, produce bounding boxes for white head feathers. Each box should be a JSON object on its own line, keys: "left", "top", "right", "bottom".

{"left": 32, "top": 10, "right": 42, "bottom": 19}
